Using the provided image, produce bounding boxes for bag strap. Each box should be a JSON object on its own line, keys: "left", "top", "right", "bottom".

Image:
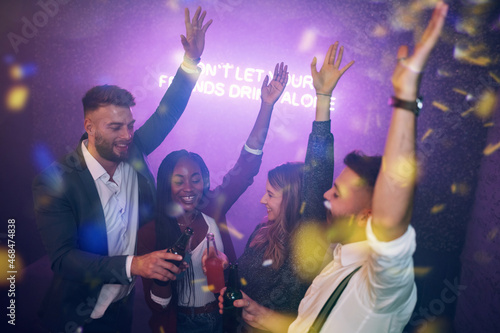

{"left": 307, "top": 266, "right": 362, "bottom": 333}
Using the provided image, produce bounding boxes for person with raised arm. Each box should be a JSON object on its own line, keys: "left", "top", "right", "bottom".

{"left": 219, "top": 2, "right": 449, "bottom": 332}
{"left": 32, "top": 6, "right": 211, "bottom": 333}
{"left": 138, "top": 62, "right": 289, "bottom": 333}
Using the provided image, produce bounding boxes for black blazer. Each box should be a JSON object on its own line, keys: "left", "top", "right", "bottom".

{"left": 32, "top": 67, "right": 199, "bottom": 331}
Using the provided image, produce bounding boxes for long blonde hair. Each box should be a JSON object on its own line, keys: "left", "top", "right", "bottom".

{"left": 250, "top": 162, "right": 304, "bottom": 269}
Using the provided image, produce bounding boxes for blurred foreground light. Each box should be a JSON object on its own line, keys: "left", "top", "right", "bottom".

{"left": 0, "top": 246, "right": 24, "bottom": 286}
{"left": 6, "top": 85, "right": 29, "bottom": 112}
{"left": 298, "top": 28, "right": 317, "bottom": 52}
{"left": 474, "top": 89, "right": 497, "bottom": 119}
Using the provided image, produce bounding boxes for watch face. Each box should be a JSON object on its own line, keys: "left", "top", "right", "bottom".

{"left": 416, "top": 98, "right": 423, "bottom": 110}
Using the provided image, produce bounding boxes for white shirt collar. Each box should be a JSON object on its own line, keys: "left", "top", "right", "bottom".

{"left": 333, "top": 240, "right": 371, "bottom": 267}
{"left": 81, "top": 140, "right": 122, "bottom": 183}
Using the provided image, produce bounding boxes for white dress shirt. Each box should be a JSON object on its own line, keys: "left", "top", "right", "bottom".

{"left": 81, "top": 141, "right": 139, "bottom": 319}
{"left": 289, "top": 218, "right": 417, "bottom": 333}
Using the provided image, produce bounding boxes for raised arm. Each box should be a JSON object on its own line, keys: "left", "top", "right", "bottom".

{"left": 245, "top": 62, "right": 289, "bottom": 150}
{"left": 301, "top": 42, "right": 354, "bottom": 222}
{"left": 134, "top": 6, "right": 212, "bottom": 155}
{"left": 372, "top": 1, "right": 448, "bottom": 241}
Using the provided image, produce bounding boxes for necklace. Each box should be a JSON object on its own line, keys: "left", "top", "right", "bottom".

{"left": 178, "top": 209, "right": 199, "bottom": 228}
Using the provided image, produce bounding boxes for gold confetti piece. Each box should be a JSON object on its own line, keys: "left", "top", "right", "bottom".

{"left": 483, "top": 141, "right": 500, "bottom": 156}
{"left": 475, "top": 90, "right": 497, "bottom": 119}
{"left": 484, "top": 122, "right": 494, "bottom": 127}
{"left": 453, "top": 88, "right": 468, "bottom": 96}
{"left": 6, "top": 85, "right": 29, "bottom": 112}
{"left": 421, "top": 129, "right": 433, "bottom": 142}
{"left": 489, "top": 72, "right": 500, "bottom": 84}
{"left": 219, "top": 223, "right": 244, "bottom": 240}
{"left": 474, "top": 251, "right": 492, "bottom": 264}
{"left": 414, "top": 266, "right": 432, "bottom": 277}
{"left": 431, "top": 204, "right": 446, "bottom": 214}
{"left": 240, "top": 277, "right": 247, "bottom": 286}
{"left": 432, "top": 101, "right": 449, "bottom": 112}
{"left": 461, "top": 107, "right": 474, "bottom": 117}
{"left": 451, "top": 182, "right": 470, "bottom": 196}
{"left": 488, "top": 227, "right": 498, "bottom": 241}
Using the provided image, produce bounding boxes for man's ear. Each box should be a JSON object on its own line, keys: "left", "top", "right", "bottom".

{"left": 84, "top": 118, "right": 94, "bottom": 136}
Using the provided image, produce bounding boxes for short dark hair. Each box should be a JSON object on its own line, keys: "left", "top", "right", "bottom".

{"left": 82, "top": 85, "right": 136, "bottom": 115}
{"left": 344, "top": 150, "right": 382, "bottom": 188}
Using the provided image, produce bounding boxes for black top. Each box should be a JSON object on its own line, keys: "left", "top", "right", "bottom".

{"left": 236, "top": 120, "right": 334, "bottom": 333}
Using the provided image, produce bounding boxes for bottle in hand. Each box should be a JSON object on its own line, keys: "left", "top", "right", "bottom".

{"left": 154, "top": 227, "right": 193, "bottom": 286}
{"left": 223, "top": 263, "right": 243, "bottom": 332}
{"left": 205, "top": 232, "right": 225, "bottom": 293}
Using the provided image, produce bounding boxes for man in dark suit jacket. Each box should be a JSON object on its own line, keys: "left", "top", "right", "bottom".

{"left": 32, "top": 7, "right": 212, "bottom": 333}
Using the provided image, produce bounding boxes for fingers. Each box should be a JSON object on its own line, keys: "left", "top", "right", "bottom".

{"left": 199, "top": 9, "right": 206, "bottom": 27}
{"left": 329, "top": 42, "right": 339, "bottom": 65}
{"left": 273, "top": 63, "right": 279, "bottom": 80}
{"left": 334, "top": 45, "right": 343, "bottom": 68}
{"left": 420, "top": 1, "right": 448, "bottom": 48}
{"left": 310, "top": 56, "right": 318, "bottom": 78}
{"left": 261, "top": 75, "right": 269, "bottom": 89}
{"left": 339, "top": 60, "right": 355, "bottom": 76}
{"left": 192, "top": 6, "right": 201, "bottom": 26}
{"left": 202, "top": 19, "right": 213, "bottom": 33}
{"left": 184, "top": 8, "right": 190, "bottom": 26}
{"left": 396, "top": 45, "right": 409, "bottom": 60}
{"left": 283, "top": 64, "right": 289, "bottom": 86}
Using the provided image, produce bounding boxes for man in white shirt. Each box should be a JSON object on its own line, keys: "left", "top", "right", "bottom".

{"left": 222, "top": 2, "right": 449, "bottom": 333}
{"left": 32, "top": 7, "right": 212, "bottom": 333}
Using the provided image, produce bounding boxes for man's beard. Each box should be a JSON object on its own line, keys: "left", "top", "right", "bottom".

{"left": 95, "top": 131, "right": 129, "bottom": 163}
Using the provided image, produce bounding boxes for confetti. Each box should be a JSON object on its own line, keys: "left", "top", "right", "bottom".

{"left": 432, "top": 101, "right": 449, "bottom": 112}
{"left": 474, "top": 90, "right": 497, "bottom": 119}
{"left": 483, "top": 122, "right": 494, "bottom": 127}
{"left": 219, "top": 223, "right": 244, "bottom": 240}
{"left": 489, "top": 72, "right": 500, "bottom": 84}
{"left": 421, "top": 129, "right": 433, "bottom": 142}
{"left": 483, "top": 141, "right": 500, "bottom": 156}
{"left": 430, "top": 204, "right": 446, "bottom": 214}
{"left": 262, "top": 259, "right": 273, "bottom": 267}
{"left": 453, "top": 88, "right": 468, "bottom": 96}
{"left": 487, "top": 227, "right": 498, "bottom": 241}
{"left": 461, "top": 107, "right": 475, "bottom": 117}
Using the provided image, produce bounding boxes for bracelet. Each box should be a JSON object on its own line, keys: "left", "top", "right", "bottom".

{"left": 316, "top": 93, "right": 332, "bottom": 97}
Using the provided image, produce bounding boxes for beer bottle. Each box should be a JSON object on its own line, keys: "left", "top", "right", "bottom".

{"left": 205, "top": 233, "right": 225, "bottom": 293}
{"left": 154, "top": 227, "right": 193, "bottom": 286}
{"left": 223, "top": 263, "right": 243, "bottom": 332}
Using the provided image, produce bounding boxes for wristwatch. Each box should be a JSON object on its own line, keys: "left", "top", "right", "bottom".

{"left": 389, "top": 96, "right": 423, "bottom": 116}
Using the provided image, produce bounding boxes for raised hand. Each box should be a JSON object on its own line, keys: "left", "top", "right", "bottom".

{"left": 181, "top": 6, "right": 213, "bottom": 60}
{"left": 311, "top": 41, "right": 354, "bottom": 96}
{"left": 392, "top": 1, "right": 448, "bottom": 100}
{"left": 261, "top": 62, "right": 289, "bottom": 105}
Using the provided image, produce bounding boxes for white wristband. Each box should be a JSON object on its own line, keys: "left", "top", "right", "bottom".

{"left": 244, "top": 143, "right": 263, "bottom": 155}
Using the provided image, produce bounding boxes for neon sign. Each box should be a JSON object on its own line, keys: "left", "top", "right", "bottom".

{"left": 159, "top": 62, "right": 335, "bottom": 110}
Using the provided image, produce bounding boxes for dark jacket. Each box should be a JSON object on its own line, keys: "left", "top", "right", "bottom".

{"left": 32, "top": 67, "right": 199, "bottom": 331}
